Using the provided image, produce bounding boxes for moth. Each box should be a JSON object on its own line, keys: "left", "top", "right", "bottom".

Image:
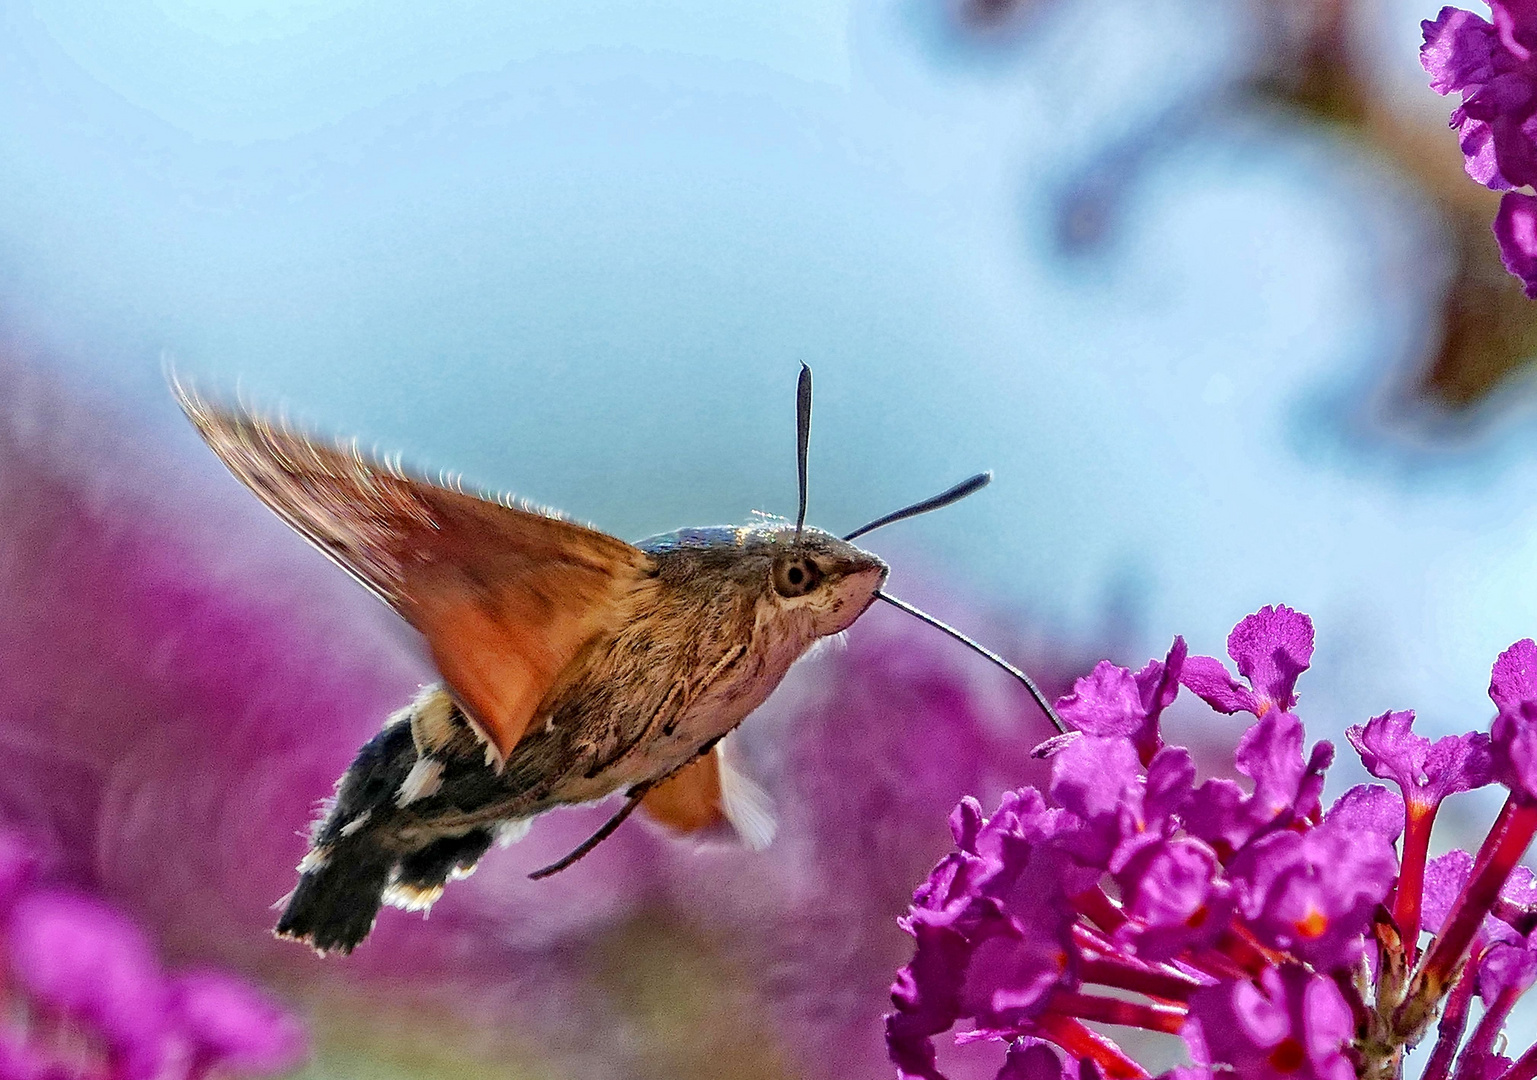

{"left": 174, "top": 367, "right": 1063, "bottom": 954}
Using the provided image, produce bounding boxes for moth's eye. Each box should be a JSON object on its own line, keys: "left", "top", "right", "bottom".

{"left": 772, "top": 557, "right": 823, "bottom": 598}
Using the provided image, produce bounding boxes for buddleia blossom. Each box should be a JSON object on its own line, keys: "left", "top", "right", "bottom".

{"left": 1422, "top": 2, "right": 1537, "bottom": 296}
{"left": 0, "top": 828, "right": 306, "bottom": 1080}
{"left": 887, "top": 605, "right": 1537, "bottom": 1080}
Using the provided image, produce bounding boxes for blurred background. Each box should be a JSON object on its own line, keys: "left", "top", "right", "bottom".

{"left": 0, "top": 0, "right": 1534, "bottom": 1076}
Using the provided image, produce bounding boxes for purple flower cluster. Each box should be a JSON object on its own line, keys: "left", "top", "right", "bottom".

{"left": 1423, "top": 2, "right": 1537, "bottom": 296}
{"left": 887, "top": 605, "right": 1537, "bottom": 1080}
{"left": 0, "top": 828, "right": 305, "bottom": 1080}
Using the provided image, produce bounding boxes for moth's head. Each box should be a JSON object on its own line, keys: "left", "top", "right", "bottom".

{"left": 756, "top": 525, "right": 887, "bottom": 636}
{"left": 636, "top": 524, "right": 886, "bottom": 639}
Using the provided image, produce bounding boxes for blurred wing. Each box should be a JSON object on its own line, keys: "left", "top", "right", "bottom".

{"left": 175, "top": 382, "right": 652, "bottom": 762}
{"left": 639, "top": 743, "right": 777, "bottom": 850}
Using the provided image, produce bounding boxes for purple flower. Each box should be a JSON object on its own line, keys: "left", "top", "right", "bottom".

{"left": 1180, "top": 605, "right": 1312, "bottom": 719}
{"left": 1347, "top": 711, "right": 1493, "bottom": 815}
{"left": 1422, "top": 4, "right": 1537, "bottom": 189}
{"left": 1320, "top": 783, "right": 1405, "bottom": 845}
{"left": 1346, "top": 711, "right": 1490, "bottom": 955}
{"left": 995, "top": 1040, "right": 1062, "bottom": 1080}
{"left": 1478, "top": 939, "right": 1537, "bottom": 999}
{"left": 1046, "top": 736, "right": 1191, "bottom": 871}
{"left": 7, "top": 891, "right": 172, "bottom": 1062}
{"left": 888, "top": 788, "right": 1082, "bottom": 1080}
{"left": 1491, "top": 638, "right": 1537, "bottom": 802}
{"left": 1495, "top": 191, "right": 1537, "bottom": 296}
{"left": 1423, "top": 848, "right": 1477, "bottom": 934}
{"left": 1228, "top": 817, "right": 1398, "bottom": 970}
{"left": 0, "top": 834, "right": 306, "bottom": 1080}
{"left": 1425, "top": 7, "right": 1500, "bottom": 95}
{"left": 1113, "top": 836, "right": 1234, "bottom": 961}
{"left": 889, "top": 612, "right": 1537, "bottom": 1079}
{"left": 1054, "top": 637, "right": 1185, "bottom": 759}
{"left": 1183, "top": 710, "right": 1332, "bottom": 858}
{"left": 1183, "top": 966, "right": 1355, "bottom": 1080}
{"left": 1420, "top": 4, "right": 1537, "bottom": 295}
{"left": 170, "top": 973, "right": 308, "bottom": 1076}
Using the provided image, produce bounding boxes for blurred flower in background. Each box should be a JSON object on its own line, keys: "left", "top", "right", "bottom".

{"left": 0, "top": 830, "right": 304, "bottom": 1080}
{"left": 952, "top": 0, "right": 1537, "bottom": 412}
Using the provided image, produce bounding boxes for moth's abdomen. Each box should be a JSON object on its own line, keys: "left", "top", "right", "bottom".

{"left": 276, "top": 688, "right": 522, "bottom": 953}
{"left": 276, "top": 719, "right": 418, "bottom": 954}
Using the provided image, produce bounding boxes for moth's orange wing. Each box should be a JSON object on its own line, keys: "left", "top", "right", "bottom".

{"left": 175, "top": 382, "right": 652, "bottom": 762}
{"left": 640, "top": 744, "right": 777, "bottom": 850}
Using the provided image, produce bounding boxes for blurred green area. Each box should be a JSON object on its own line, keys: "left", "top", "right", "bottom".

{"left": 290, "top": 913, "right": 798, "bottom": 1080}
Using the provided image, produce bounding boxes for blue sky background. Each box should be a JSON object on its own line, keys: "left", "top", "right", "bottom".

{"left": 3, "top": 0, "right": 1532, "bottom": 765}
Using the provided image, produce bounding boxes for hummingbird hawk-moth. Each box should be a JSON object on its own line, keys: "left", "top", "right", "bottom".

{"left": 174, "top": 367, "right": 1063, "bottom": 954}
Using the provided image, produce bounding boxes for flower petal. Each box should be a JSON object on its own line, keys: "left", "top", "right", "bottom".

{"left": 1423, "top": 6, "right": 1499, "bottom": 94}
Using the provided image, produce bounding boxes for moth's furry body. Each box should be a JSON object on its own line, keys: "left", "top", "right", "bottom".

{"left": 274, "top": 524, "right": 886, "bottom": 952}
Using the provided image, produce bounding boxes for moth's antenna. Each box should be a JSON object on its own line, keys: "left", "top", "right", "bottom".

{"left": 875, "top": 591, "right": 1068, "bottom": 735}
{"left": 527, "top": 781, "right": 655, "bottom": 880}
{"left": 794, "top": 363, "right": 812, "bottom": 542}
{"left": 843, "top": 472, "right": 992, "bottom": 543}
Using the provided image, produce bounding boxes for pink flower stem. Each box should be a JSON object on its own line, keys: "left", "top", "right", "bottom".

{"left": 1184, "top": 946, "right": 1251, "bottom": 982}
{"left": 1077, "top": 954, "right": 1198, "bottom": 1003}
{"left": 1071, "top": 920, "right": 1121, "bottom": 956}
{"left": 1491, "top": 897, "right": 1537, "bottom": 936}
{"left": 1216, "top": 926, "right": 1282, "bottom": 977}
{"left": 1502, "top": 1039, "right": 1537, "bottom": 1080}
{"left": 1394, "top": 801, "right": 1437, "bottom": 964}
{"left": 1420, "top": 966, "right": 1475, "bottom": 1080}
{"left": 1045, "top": 989, "right": 1187, "bottom": 1034}
{"left": 1072, "top": 886, "right": 1128, "bottom": 934}
{"left": 1463, "top": 982, "right": 1522, "bottom": 1063}
{"left": 1397, "top": 800, "right": 1537, "bottom": 1036}
{"left": 1473, "top": 796, "right": 1519, "bottom": 876}
{"left": 1031, "top": 1013, "right": 1149, "bottom": 1080}
{"left": 1069, "top": 923, "right": 1199, "bottom": 989}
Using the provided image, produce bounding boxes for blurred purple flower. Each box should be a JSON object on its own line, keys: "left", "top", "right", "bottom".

{"left": 0, "top": 829, "right": 303, "bottom": 1080}
{"left": 0, "top": 359, "right": 658, "bottom": 983}
{"left": 170, "top": 973, "right": 309, "bottom": 1077}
